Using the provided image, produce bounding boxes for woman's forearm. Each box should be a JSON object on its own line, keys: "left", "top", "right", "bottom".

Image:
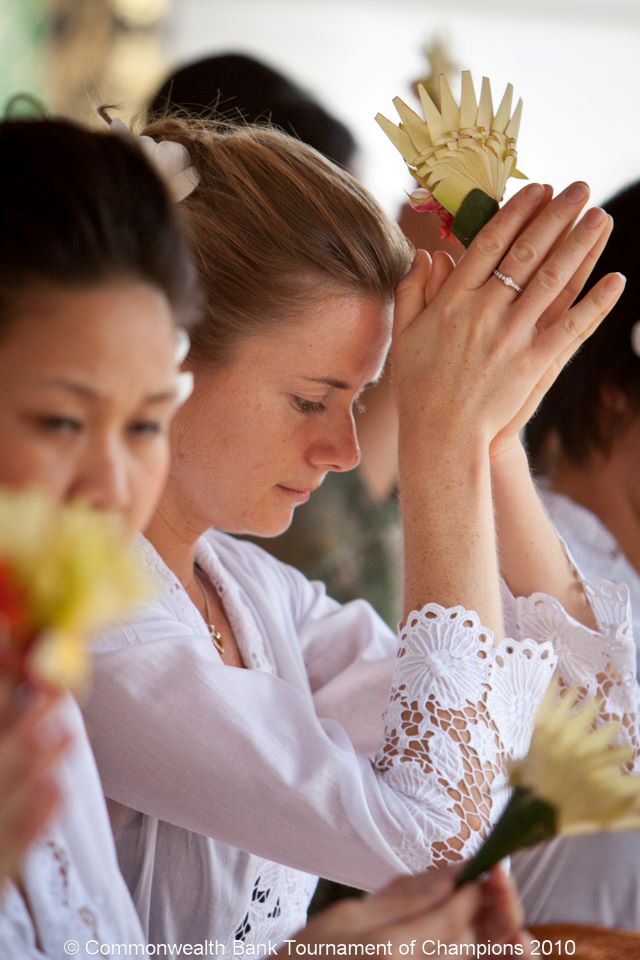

{"left": 491, "top": 438, "right": 596, "bottom": 628}
{"left": 399, "top": 423, "right": 504, "bottom": 639}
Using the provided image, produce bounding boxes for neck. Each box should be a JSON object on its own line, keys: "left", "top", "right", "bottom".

{"left": 144, "top": 486, "right": 206, "bottom": 588}
{"left": 551, "top": 451, "right": 640, "bottom": 573}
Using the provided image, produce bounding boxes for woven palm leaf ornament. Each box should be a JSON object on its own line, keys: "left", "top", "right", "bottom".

{"left": 376, "top": 71, "right": 527, "bottom": 246}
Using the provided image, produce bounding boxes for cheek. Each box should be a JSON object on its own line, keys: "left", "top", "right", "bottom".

{"left": 127, "top": 441, "right": 171, "bottom": 535}
{"left": 0, "top": 429, "right": 74, "bottom": 497}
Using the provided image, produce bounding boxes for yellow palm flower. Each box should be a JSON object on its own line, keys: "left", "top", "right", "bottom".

{"left": 457, "top": 681, "right": 640, "bottom": 886}
{"left": 376, "top": 71, "right": 527, "bottom": 246}
{"left": 0, "top": 488, "right": 151, "bottom": 693}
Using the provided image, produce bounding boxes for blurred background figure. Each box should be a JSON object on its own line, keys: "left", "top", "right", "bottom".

{"left": 150, "top": 52, "right": 359, "bottom": 170}
{"left": 515, "top": 179, "right": 640, "bottom": 932}
{"left": 525, "top": 179, "right": 640, "bottom": 662}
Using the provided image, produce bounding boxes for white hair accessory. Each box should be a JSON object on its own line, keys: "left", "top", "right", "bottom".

{"left": 174, "top": 329, "right": 194, "bottom": 406}
{"left": 109, "top": 118, "right": 200, "bottom": 203}
{"left": 632, "top": 321, "right": 640, "bottom": 359}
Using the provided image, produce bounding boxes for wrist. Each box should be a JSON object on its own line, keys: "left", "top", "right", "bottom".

{"left": 398, "top": 420, "right": 491, "bottom": 475}
{"left": 489, "top": 435, "right": 528, "bottom": 474}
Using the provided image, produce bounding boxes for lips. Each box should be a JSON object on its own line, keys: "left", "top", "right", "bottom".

{"left": 276, "top": 479, "right": 324, "bottom": 501}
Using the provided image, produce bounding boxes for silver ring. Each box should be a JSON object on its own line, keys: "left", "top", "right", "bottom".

{"left": 493, "top": 269, "right": 523, "bottom": 294}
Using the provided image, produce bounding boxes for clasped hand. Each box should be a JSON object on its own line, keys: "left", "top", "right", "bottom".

{"left": 392, "top": 180, "right": 624, "bottom": 457}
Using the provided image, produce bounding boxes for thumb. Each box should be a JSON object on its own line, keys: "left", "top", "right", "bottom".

{"left": 394, "top": 249, "right": 432, "bottom": 338}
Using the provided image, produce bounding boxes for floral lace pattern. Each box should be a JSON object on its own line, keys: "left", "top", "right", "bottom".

{"left": 124, "top": 535, "right": 636, "bottom": 943}
{"left": 233, "top": 864, "right": 317, "bottom": 947}
{"left": 1, "top": 830, "right": 110, "bottom": 959}
{"left": 511, "top": 578, "right": 639, "bottom": 770}
{"left": 376, "top": 604, "right": 557, "bottom": 871}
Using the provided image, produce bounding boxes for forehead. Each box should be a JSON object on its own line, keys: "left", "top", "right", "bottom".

{"left": 1, "top": 283, "right": 176, "bottom": 388}
{"left": 250, "top": 293, "right": 393, "bottom": 381}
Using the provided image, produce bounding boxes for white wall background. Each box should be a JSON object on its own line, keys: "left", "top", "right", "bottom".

{"left": 164, "top": 0, "right": 640, "bottom": 214}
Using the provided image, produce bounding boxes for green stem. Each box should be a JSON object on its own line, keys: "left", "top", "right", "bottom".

{"left": 451, "top": 188, "right": 500, "bottom": 247}
{"left": 455, "top": 787, "right": 557, "bottom": 887}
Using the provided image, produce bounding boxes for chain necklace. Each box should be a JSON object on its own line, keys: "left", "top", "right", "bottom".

{"left": 193, "top": 564, "right": 225, "bottom": 657}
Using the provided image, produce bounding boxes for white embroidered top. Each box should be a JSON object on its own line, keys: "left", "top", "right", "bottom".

{"left": 0, "top": 696, "right": 145, "bottom": 959}
{"left": 82, "top": 531, "right": 636, "bottom": 950}
{"left": 512, "top": 486, "right": 640, "bottom": 931}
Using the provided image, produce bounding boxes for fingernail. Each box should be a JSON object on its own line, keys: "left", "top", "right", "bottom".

{"left": 584, "top": 207, "right": 605, "bottom": 228}
{"left": 524, "top": 183, "right": 545, "bottom": 202}
{"left": 606, "top": 272, "right": 626, "bottom": 292}
{"left": 563, "top": 181, "right": 589, "bottom": 203}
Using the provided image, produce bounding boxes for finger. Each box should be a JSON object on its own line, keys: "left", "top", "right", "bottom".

{"left": 513, "top": 204, "right": 609, "bottom": 322}
{"left": 424, "top": 250, "right": 456, "bottom": 304}
{"left": 0, "top": 712, "right": 70, "bottom": 797}
{"left": 477, "top": 867, "right": 524, "bottom": 942}
{"left": 536, "top": 213, "right": 613, "bottom": 333}
{"left": 393, "top": 250, "right": 432, "bottom": 338}
{"left": 533, "top": 272, "right": 626, "bottom": 370}
{"left": 420, "top": 884, "right": 483, "bottom": 945}
{"left": 511, "top": 272, "right": 626, "bottom": 429}
{"left": 490, "top": 181, "right": 590, "bottom": 300}
{"left": 369, "top": 867, "right": 458, "bottom": 920}
{"left": 0, "top": 775, "right": 61, "bottom": 880}
{"left": 452, "top": 182, "right": 548, "bottom": 289}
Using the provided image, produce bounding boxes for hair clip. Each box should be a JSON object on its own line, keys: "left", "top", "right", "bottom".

{"left": 109, "top": 118, "right": 200, "bottom": 203}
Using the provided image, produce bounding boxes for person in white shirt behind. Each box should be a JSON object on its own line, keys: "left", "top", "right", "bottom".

{"left": 516, "top": 180, "right": 640, "bottom": 931}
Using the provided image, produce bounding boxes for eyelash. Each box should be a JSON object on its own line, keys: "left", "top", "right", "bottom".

{"left": 36, "top": 416, "right": 162, "bottom": 437}
{"left": 129, "top": 420, "right": 162, "bottom": 437}
{"left": 292, "top": 397, "right": 367, "bottom": 415}
{"left": 293, "top": 396, "right": 326, "bottom": 414}
{"left": 38, "top": 415, "right": 82, "bottom": 434}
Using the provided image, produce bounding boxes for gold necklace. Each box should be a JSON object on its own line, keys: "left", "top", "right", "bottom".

{"left": 193, "top": 564, "right": 225, "bottom": 657}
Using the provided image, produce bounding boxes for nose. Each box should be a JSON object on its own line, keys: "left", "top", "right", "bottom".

{"left": 72, "top": 435, "right": 132, "bottom": 514}
{"left": 307, "top": 413, "right": 361, "bottom": 473}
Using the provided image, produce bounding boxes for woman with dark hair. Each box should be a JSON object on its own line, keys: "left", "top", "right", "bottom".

{"left": 0, "top": 113, "right": 197, "bottom": 956}
{"left": 515, "top": 181, "right": 640, "bottom": 931}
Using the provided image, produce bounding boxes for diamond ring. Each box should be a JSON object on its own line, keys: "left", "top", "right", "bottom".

{"left": 493, "top": 269, "right": 523, "bottom": 294}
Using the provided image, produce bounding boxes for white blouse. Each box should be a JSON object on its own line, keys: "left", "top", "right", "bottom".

{"left": 0, "top": 696, "right": 145, "bottom": 959}
{"left": 512, "top": 487, "right": 640, "bottom": 931}
{"left": 83, "top": 530, "right": 636, "bottom": 949}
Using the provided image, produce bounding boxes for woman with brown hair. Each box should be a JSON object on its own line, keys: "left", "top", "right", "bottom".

{"left": 84, "top": 118, "right": 635, "bottom": 948}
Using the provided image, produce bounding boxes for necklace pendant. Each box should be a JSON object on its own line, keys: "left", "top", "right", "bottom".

{"left": 208, "top": 624, "right": 224, "bottom": 656}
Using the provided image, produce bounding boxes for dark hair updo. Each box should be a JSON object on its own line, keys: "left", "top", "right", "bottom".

{"left": 525, "top": 180, "right": 640, "bottom": 470}
{"left": 0, "top": 116, "right": 198, "bottom": 334}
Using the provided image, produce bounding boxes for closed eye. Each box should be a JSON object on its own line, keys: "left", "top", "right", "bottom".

{"left": 128, "top": 419, "right": 163, "bottom": 436}
{"left": 292, "top": 396, "right": 326, "bottom": 414}
{"left": 37, "top": 415, "right": 83, "bottom": 434}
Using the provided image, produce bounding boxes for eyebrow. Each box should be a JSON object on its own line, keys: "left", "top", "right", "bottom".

{"left": 305, "top": 377, "right": 378, "bottom": 391}
{"left": 35, "top": 377, "right": 177, "bottom": 404}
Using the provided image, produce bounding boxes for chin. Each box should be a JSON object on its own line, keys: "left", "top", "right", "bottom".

{"left": 223, "top": 510, "right": 295, "bottom": 539}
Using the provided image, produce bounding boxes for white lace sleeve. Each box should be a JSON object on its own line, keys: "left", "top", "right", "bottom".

{"left": 502, "top": 570, "right": 639, "bottom": 768}
{"left": 374, "top": 603, "right": 557, "bottom": 871}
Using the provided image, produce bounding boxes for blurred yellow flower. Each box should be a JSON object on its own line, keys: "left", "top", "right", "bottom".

{"left": 376, "top": 71, "right": 527, "bottom": 245}
{"left": 510, "top": 682, "right": 640, "bottom": 835}
{"left": 0, "top": 488, "right": 151, "bottom": 693}
{"left": 457, "top": 680, "right": 640, "bottom": 886}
